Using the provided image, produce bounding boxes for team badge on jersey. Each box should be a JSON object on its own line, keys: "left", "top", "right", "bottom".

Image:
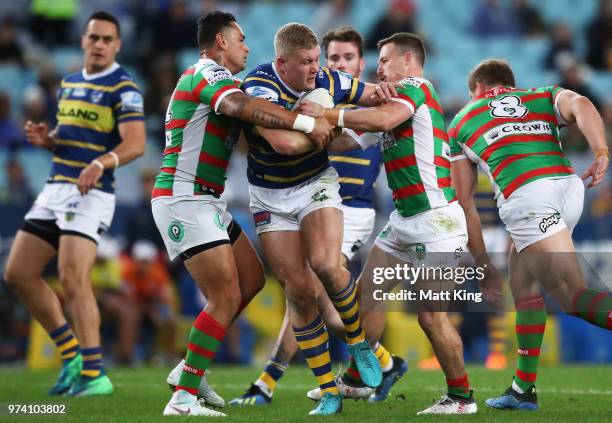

{"left": 311, "top": 188, "right": 329, "bottom": 203}
{"left": 168, "top": 221, "right": 185, "bottom": 242}
{"left": 90, "top": 90, "right": 104, "bottom": 104}
{"left": 245, "top": 86, "right": 278, "bottom": 102}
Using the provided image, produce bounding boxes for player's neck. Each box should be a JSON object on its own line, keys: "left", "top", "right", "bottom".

{"left": 200, "top": 50, "right": 224, "bottom": 67}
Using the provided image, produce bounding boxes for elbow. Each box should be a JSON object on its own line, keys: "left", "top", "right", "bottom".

{"left": 378, "top": 115, "right": 396, "bottom": 132}
{"left": 271, "top": 139, "right": 296, "bottom": 156}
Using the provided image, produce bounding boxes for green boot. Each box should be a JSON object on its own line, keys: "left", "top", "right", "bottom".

{"left": 48, "top": 353, "right": 82, "bottom": 395}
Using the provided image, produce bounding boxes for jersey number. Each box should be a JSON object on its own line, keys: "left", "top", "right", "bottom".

{"left": 489, "top": 95, "right": 528, "bottom": 118}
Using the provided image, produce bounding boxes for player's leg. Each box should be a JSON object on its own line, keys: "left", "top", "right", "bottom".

{"left": 3, "top": 227, "right": 81, "bottom": 395}
{"left": 57, "top": 234, "right": 113, "bottom": 397}
{"left": 229, "top": 220, "right": 266, "bottom": 321}
{"left": 260, "top": 230, "right": 340, "bottom": 414}
{"left": 162, "top": 244, "right": 238, "bottom": 417}
{"left": 301, "top": 207, "right": 381, "bottom": 389}
{"left": 521, "top": 229, "right": 612, "bottom": 327}
{"left": 229, "top": 303, "right": 297, "bottom": 405}
{"left": 485, "top": 245, "right": 542, "bottom": 411}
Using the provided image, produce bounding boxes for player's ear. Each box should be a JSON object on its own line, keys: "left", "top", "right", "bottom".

{"left": 115, "top": 39, "right": 122, "bottom": 54}
{"left": 80, "top": 34, "right": 87, "bottom": 51}
{"left": 216, "top": 32, "right": 227, "bottom": 50}
{"left": 358, "top": 57, "right": 365, "bottom": 76}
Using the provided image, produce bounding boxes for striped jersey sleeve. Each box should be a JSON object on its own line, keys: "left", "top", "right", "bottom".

{"left": 191, "top": 64, "right": 241, "bottom": 113}
{"left": 111, "top": 74, "right": 144, "bottom": 123}
{"left": 316, "top": 67, "right": 365, "bottom": 104}
{"left": 391, "top": 77, "right": 427, "bottom": 113}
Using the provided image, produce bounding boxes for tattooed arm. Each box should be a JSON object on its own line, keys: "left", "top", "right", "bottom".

{"left": 218, "top": 91, "right": 333, "bottom": 151}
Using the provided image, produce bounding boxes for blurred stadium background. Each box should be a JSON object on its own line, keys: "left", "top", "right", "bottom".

{"left": 0, "top": 0, "right": 611, "bottom": 372}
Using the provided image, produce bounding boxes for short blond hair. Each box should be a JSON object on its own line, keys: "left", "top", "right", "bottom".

{"left": 274, "top": 23, "right": 318, "bottom": 57}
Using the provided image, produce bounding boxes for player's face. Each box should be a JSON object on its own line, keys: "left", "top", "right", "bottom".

{"left": 223, "top": 22, "right": 250, "bottom": 74}
{"left": 326, "top": 41, "right": 364, "bottom": 79}
{"left": 377, "top": 43, "right": 405, "bottom": 83}
{"left": 279, "top": 46, "right": 320, "bottom": 91}
{"left": 81, "top": 20, "right": 121, "bottom": 73}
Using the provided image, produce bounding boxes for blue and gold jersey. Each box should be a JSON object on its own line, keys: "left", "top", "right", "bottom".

{"left": 51, "top": 62, "right": 144, "bottom": 193}
{"left": 475, "top": 171, "right": 502, "bottom": 227}
{"left": 330, "top": 144, "right": 382, "bottom": 209}
{"left": 241, "top": 62, "right": 365, "bottom": 188}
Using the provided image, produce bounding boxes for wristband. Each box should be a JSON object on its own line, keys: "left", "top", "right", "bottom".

{"left": 293, "top": 114, "right": 315, "bottom": 134}
{"left": 92, "top": 159, "right": 104, "bottom": 170}
{"left": 338, "top": 109, "right": 345, "bottom": 127}
{"left": 595, "top": 148, "right": 609, "bottom": 160}
{"left": 108, "top": 151, "right": 120, "bottom": 168}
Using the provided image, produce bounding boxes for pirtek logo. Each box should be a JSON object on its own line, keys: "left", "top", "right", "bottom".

{"left": 58, "top": 107, "right": 99, "bottom": 121}
{"left": 538, "top": 212, "right": 561, "bottom": 233}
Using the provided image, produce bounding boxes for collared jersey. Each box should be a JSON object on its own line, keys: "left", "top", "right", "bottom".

{"left": 52, "top": 62, "right": 144, "bottom": 193}
{"left": 241, "top": 62, "right": 365, "bottom": 188}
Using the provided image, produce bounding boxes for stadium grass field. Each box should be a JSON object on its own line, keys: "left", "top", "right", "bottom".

{"left": 0, "top": 364, "right": 610, "bottom": 422}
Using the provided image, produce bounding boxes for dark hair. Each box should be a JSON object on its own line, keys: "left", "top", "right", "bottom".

{"left": 84, "top": 11, "right": 121, "bottom": 37}
{"left": 322, "top": 26, "right": 364, "bottom": 58}
{"left": 377, "top": 32, "right": 425, "bottom": 66}
{"left": 197, "top": 11, "right": 237, "bottom": 50}
{"left": 468, "top": 59, "right": 515, "bottom": 92}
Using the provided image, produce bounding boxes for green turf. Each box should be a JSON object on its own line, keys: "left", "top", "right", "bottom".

{"left": 0, "top": 364, "right": 610, "bottom": 422}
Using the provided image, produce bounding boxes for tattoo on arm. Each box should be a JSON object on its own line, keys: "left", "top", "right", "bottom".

{"left": 251, "top": 108, "right": 283, "bottom": 127}
{"left": 220, "top": 93, "right": 249, "bottom": 117}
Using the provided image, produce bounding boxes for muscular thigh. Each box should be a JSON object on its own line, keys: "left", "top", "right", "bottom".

{"left": 232, "top": 231, "right": 265, "bottom": 296}
{"left": 259, "top": 231, "right": 316, "bottom": 295}
{"left": 58, "top": 234, "right": 97, "bottom": 280}
{"left": 300, "top": 206, "right": 344, "bottom": 265}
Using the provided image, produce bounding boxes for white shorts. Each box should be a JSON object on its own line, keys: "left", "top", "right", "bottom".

{"left": 499, "top": 176, "right": 584, "bottom": 252}
{"left": 341, "top": 205, "right": 376, "bottom": 261}
{"left": 249, "top": 167, "right": 342, "bottom": 234}
{"left": 24, "top": 183, "right": 115, "bottom": 244}
{"left": 375, "top": 202, "right": 468, "bottom": 267}
{"left": 151, "top": 195, "right": 233, "bottom": 262}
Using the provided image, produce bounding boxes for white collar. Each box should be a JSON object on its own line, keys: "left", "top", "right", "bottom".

{"left": 82, "top": 62, "right": 120, "bottom": 80}
{"left": 271, "top": 61, "right": 302, "bottom": 97}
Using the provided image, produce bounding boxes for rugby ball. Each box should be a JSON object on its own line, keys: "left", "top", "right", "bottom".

{"left": 292, "top": 88, "right": 334, "bottom": 111}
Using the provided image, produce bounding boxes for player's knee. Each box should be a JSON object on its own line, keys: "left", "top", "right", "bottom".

{"left": 309, "top": 256, "right": 339, "bottom": 284}
{"left": 288, "top": 291, "right": 315, "bottom": 316}
{"left": 58, "top": 267, "right": 88, "bottom": 300}
{"left": 3, "top": 264, "right": 24, "bottom": 292}
{"left": 417, "top": 312, "right": 437, "bottom": 332}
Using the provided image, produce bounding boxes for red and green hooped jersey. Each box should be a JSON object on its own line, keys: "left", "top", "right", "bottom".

{"left": 152, "top": 59, "right": 242, "bottom": 199}
{"left": 449, "top": 86, "right": 573, "bottom": 205}
{"left": 384, "top": 77, "right": 456, "bottom": 217}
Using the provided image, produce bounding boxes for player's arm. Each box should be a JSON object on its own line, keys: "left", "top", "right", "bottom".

{"left": 355, "top": 82, "right": 402, "bottom": 107}
{"left": 452, "top": 158, "right": 503, "bottom": 302}
{"left": 308, "top": 100, "right": 412, "bottom": 132}
{"left": 77, "top": 120, "right": 146, "bottom": 195}
{"left": 452, "top": 158, "right": 489, "bottom": 266}
{"left": 556, "top": 89, "right": 609, "bottom": 188}
{"left": 218, "top": 92, "right": 334, "bottom": 151}
{"left": 255, "top": 126, "right": 320, "bottom": 155}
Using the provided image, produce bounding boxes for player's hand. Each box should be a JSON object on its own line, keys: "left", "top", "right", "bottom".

{"left": 308, "top": 117, "right": 335, "bottom": 151}
{"left": 371, "top": 82, "right": 401, "bottom": 103}
{"left": 77, "top": 162, "right": 104, "bottom": 195}
{"left": 295, "top": 101, "right": 325, "bottom": 118}
{"left": 479, "top": 263, "right": 503, "bottom": 304}
{"left": 24, "top": 121, "right": 55, "bottom": 150}
{"left": 581, "top": 154, "right": 609, "bottom": 188}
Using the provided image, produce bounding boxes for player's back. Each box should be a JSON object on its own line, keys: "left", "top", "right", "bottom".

{"left": 382, "top": 77, "right": 455, "bottom": 217}
{"left": 153, "top": 59, "right": 242, "bottom": 199}
{"left": 449, "top": 86, "right": 573, "bottom": 203}
{"left": 53, "top": 64, "right": 144, "bottom": 193}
